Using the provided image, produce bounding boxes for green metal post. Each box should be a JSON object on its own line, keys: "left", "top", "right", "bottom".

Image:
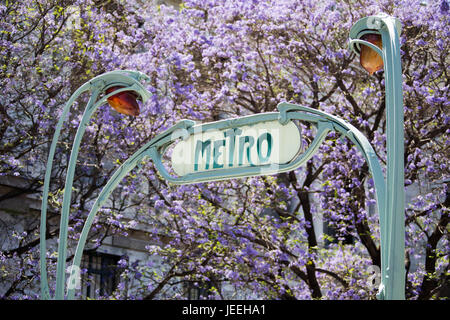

{"left": 62, "top": 101, "right": 388, "bottom": 300}
{"left": 40, "top": 70, "right": 151, "bottom": 300}
{"left": 54, "top": 88, "right": 100, "bottom": 300}
{"left": 41, "top": 14, "right": 404, "bottom": 301}
{"left": 349, "top": 14, "right": 405, "bottom": 300}
{"left": 40, "top": 82, "right": 91, "bottom": 300}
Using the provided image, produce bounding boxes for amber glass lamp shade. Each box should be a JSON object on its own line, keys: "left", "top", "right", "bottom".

{"left": 105, "top": 86, "right": 140, "bottom": 116}
{"left": 360, "top": 33, "right": 384, "bottom": 75}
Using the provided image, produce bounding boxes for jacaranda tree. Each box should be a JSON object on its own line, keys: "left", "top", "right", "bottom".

{"left": 0, "top": 0, "right": 448, "bottom": 300}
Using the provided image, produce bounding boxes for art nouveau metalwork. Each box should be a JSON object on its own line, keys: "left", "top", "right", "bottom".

{"left": 40, "top": 14, "right": 405, "bottom": 300}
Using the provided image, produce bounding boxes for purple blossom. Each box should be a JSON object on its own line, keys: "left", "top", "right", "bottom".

{"left": 0, "top": 0, "right": 447, "bottom": 301}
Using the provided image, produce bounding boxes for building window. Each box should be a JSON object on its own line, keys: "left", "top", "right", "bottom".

{"left": 323, "top": 222, "right": 354, "bottom": 247}
{"left": 80, "top": 251, "right": 121, "bottom": 299}
{"left": 184, "top": 280, "right": 217, "bottom": 300}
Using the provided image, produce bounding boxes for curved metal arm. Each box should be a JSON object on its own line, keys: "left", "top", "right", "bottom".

{"left": 348, "top": 38, "right": 384, "bottom": 57}
{"left": 277, "top": 103, "right": 388, "bottom": 263}
{"left": 40, "top": 82, "right": 91, "bottom": 300}
{"left": 65, "top": 119, "right": 195, "bottom": 299}
{"left": 40, "top": 70, "right": 151, "bottom": 300}
{"left": 54, "top": 87, "right": 101, "bottom": 300}
{"left": 63, "top": 102, "right": 388, "bottom": 301}
{"left": 66, "top": 146, "right": 153, "bottom": 300}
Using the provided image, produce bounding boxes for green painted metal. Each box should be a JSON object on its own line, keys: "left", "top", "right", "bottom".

{"left": 40, "top": 13, "right": 405, "bottom": 300}
{"left": 63, "top": 101, "right": 388, "bottom": 300}
{"left": 349, "top": 13, "right": 405, "bottom": 300}
{"left": 65, "top": 119, "right": 194, "bottom": 300}
{"left": 39, "top": 81, "right": 91, "bottom": 301}
{"left": 40, "top": 70, "right": 151, "bottom": 300}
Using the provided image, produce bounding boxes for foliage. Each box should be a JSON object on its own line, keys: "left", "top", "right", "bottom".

{"left": 0, "top": 0, "right": 448, "bottom": 300}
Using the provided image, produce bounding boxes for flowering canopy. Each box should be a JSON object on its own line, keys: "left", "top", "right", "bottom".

{"left": 0, "top": 0, "right": 448, "bottom": 300}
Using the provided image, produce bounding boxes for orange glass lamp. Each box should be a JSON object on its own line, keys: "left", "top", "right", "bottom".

{"left": 359, "top": 33, "right": 384, "bottom": 75}
{"left": 105, "top": 86, "right": 141, "bottom": 116}
{"left": 350, "top": 29, "right": 385, "bottom": 75}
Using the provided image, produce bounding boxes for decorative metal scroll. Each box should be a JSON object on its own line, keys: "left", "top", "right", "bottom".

{"left": 43, "top": 13, "right": 405, "bottom": 301}
{"left": 64, "top": 101, "right": 387, "bottom": 298}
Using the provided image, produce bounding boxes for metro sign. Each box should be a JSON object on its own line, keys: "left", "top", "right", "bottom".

{"left": 148, "top": 102, "right": 385, "bottom": 188}
{"left": 171, "top": 119, "right": 302, "bottom": 176}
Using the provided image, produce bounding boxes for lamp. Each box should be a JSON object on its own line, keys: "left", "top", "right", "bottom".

{"left": 105, "top": 86, "right": 140, "bottom": 116}
{"left": 39, "top": 70, "right": 151, "bottom": 300}
{"left": 359, "top": 33, "right": 383, "bottom": 75}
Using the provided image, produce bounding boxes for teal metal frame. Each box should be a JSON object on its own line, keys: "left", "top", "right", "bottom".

{"left": 39, "top": 70, "right": 152, "bottom": 300}
{"left": 349, "top": 13, "right": 405, "bottom": 300}
{"left": 39, "top": 14, "right": 405, "bottom": 300}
